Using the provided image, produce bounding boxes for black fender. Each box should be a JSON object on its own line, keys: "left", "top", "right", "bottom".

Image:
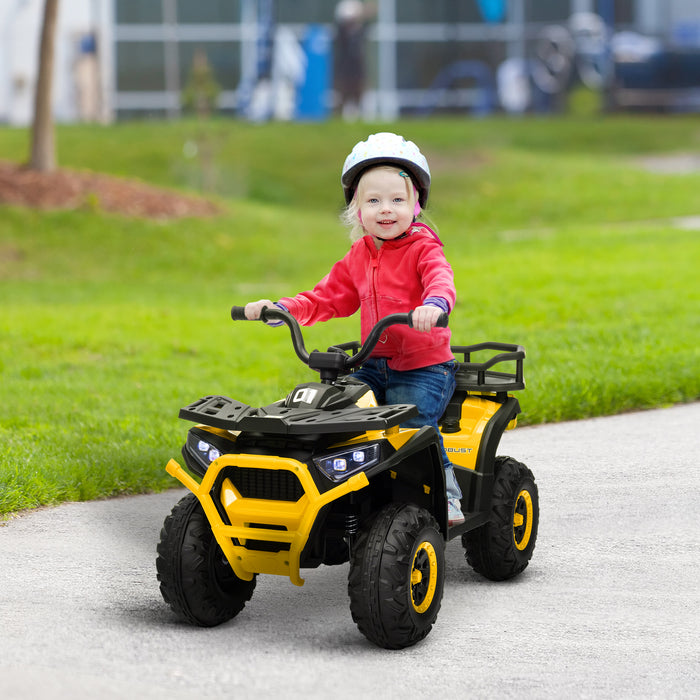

{"left": 364, "top": 426, "right": 449, "bottom": 536}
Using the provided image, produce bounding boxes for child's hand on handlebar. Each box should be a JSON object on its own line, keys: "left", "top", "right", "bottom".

{"left": 245, "top": 299, "right": 276, "bottom": 321}
{"left": 412, "top": 305, "right": 445, "bottom": 333}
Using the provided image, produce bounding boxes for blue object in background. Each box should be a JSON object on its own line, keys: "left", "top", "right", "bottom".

{"left": 296, "top": 24, "right": 332, "bottom": 120}
{"left": 80, "top": 33, "right": 96, "bottom": 54}
{"left": 477, "top": 0, "right": 506, "bottom": 24}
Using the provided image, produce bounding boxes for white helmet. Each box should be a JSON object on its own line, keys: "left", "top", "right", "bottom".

{"left": 341, "top": 132, "right": 431, "bottom": 207}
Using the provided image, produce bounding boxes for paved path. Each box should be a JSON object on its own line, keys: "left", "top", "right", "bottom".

{"left": 1, "top": 403, "right": 699, "bottom": 699}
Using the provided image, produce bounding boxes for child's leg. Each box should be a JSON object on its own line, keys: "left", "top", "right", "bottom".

{"left": 350, "top": 358, "right": 388, "bottom": 404}
{"left": 384, "top": 362, "right": 462, "bottom": 504}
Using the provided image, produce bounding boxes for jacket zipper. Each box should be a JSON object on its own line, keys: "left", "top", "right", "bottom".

{"left": 370, "top": 247, "right": 386, "bottom": 344}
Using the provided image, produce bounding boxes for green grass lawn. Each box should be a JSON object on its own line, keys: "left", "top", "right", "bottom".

{"left": 1, "top": 116, "right": 699, "bottom": 514}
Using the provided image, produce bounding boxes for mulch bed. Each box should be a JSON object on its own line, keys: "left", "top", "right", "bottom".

{"left": 0, "top": 160, "right": 222, "bottom": 220}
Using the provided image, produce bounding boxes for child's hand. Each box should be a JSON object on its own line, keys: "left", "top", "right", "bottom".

{"left": 245, "top": 299, "right": 276, "bottom": 321}
{"left": 412, "top": 305, "right": 443, "bottom": 333}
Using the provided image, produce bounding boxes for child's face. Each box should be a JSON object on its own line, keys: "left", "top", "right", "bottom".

{"left": 357, "top": 168, "right": 415, "bottom": 243}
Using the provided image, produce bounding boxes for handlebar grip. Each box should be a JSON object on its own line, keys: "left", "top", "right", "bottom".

{"left": 231, "top": 304, "right": 284, "bottom": 327}
{"left": 231, "top": 306, "right": 248, "bottom": 321}
{"left": 407, "top": 310, "right": 449, "bottom": 329}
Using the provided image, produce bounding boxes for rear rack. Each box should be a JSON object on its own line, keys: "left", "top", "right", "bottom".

{"left": 337, "top": 340, "right": 525, "bottom": 393}
{"left": 451, "top": 342, "right": 525, "bottom": 393}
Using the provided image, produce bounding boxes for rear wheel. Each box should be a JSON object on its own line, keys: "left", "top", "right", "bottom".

{"left": 462, "top": 456, "right": 539, "bottom": 581}
{"left": 348, "top": 503, "right": 445, "bottom": 649}
{"left": 156, "top": 493, "right": 256, "bottom": 626}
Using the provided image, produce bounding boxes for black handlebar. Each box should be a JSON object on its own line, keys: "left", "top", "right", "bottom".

{"left": 230, "top": 305, "right": 248, "bottom": 321}
{"left": 230, "top": 305, "right": 448, "bottom": 374}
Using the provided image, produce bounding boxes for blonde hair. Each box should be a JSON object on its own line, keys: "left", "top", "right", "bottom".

{"left": 341, "top": 164, "right": 421, "bottom": 242}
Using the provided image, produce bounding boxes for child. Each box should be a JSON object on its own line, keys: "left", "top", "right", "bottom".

{"left": 244, "top": 132, "right": 464, "bottom": 526}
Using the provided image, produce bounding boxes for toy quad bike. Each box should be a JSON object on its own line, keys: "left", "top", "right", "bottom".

{"left": 157, "top": 307, "right": 538, "bottom": 649}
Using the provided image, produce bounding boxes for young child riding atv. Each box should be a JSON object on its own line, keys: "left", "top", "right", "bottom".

{"left": 156, "top": 133, "right": 539, "bottom": 649}
{"left": 246, "top": 132, "right": 464, "bottom": 525}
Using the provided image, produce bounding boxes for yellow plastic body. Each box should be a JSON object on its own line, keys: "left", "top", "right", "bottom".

{"left": 359, "top": 385, "right": 516, "bottom": 472}
{"left": 166, "top": 453, "right": 369, "bottom": 587}
{"left": 166, "top": 389, "right": 516, "bottom": 586}
{"left": 442, "top": 395, "right": 517, "bottom": 471}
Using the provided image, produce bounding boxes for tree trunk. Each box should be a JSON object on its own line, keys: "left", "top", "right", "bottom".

{"left": 29, "top": 0, "right": 59, "bottom": 172}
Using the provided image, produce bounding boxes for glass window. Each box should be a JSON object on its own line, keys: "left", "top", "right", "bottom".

{"left": 177, "top": 0, "right": 240, "bottom": 23}
{"left": 396, "top": 40, "right": 506, "bottom": 89}
{"left": 116, "top": 42, "right": 166, "bottom": 91}
{"left": 277, "top": 1, "right": 336, "bottom": 24}
{"left": 524, "top": 0, "right": 570, "bottom": 24}
{"left": 397, "top": 0, "right": 483, "bottom": 23}
{"left": 179, "top": 42, "right": 241, "bottom": 91}
{"left": 613, "top": 0, "right": 634, "bottom": 24}
{"left": 115, "top": 0, "right": 163, "bottom": 24}
{"left": 364, "top": 35, "right": 378, "bottom": 89}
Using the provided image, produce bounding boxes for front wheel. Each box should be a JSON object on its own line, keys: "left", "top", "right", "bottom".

{"left": 348, "top": 503, "right": 445, "bottom": 649}
{"left": 462, "top": 456, "right": 539, "bottom": 581}
{"left": 156, "top": 493, "right": 256, "bottom": 626}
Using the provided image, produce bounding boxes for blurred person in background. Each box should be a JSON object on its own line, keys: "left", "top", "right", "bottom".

{"left": 333, "top": 0, "right": 375, "bottom": 120}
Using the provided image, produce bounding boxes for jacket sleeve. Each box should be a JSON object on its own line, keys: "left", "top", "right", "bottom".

{"left": 278, "top": 251, "right": 361, "bottom": 326}
{"left": 417, "top": 242, "right": 457, "bottom": 311}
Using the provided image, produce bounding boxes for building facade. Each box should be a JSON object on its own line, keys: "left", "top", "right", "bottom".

{"left": 1, "top": 0, "right": 698, "bottom": 124}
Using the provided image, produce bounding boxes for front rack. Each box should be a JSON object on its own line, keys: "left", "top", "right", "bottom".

{"left": 179, "top": 395, "right": 419, "bottom": 435}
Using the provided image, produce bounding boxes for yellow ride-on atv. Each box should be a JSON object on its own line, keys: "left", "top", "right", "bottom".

{"left": 157, "top": 307, "right": 538, "bottom": 649}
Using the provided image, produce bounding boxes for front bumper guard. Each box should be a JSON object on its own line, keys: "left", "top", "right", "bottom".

{"left": 166, "top": 454, "right": 369, "bottom": 586}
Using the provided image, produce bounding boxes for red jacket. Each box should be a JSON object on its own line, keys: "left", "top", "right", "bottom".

{"left": 280, "top": 223, "right": 456, "bottom": 371}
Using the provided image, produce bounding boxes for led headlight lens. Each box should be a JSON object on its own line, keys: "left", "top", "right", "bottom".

{"left": 314, "top": 443, "right": 380, "bottom": 482}
{"left": 185, "top": 431, "right": 226, "bottom": 476}
{"left": 197, "top": 440, "right": 221, "bottom": 463}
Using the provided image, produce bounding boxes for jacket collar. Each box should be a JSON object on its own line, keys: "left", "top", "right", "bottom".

{"left": 362, "top": 222, "right": 443, "bottom": 253}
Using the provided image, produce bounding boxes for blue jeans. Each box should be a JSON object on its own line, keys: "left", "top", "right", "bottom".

{"left": 352, "top": 358, "right": 463, "bottom": 503}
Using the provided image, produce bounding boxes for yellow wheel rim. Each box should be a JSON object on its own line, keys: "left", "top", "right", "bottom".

{"left": 410, "top": 541, "right": 438, "bottom": 614}
{"left": 513, "top": 489, "right": 533, "bottom": 551}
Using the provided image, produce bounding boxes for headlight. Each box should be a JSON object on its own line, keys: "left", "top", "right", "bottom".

{"left": 198, "top": 440, "right": 221, "bottom": 463}
{"left": 314, "top": 443, "right": 380, "bottom": 482}
{"left": 185, "top": 431, "right": 224, "bottom": 475}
